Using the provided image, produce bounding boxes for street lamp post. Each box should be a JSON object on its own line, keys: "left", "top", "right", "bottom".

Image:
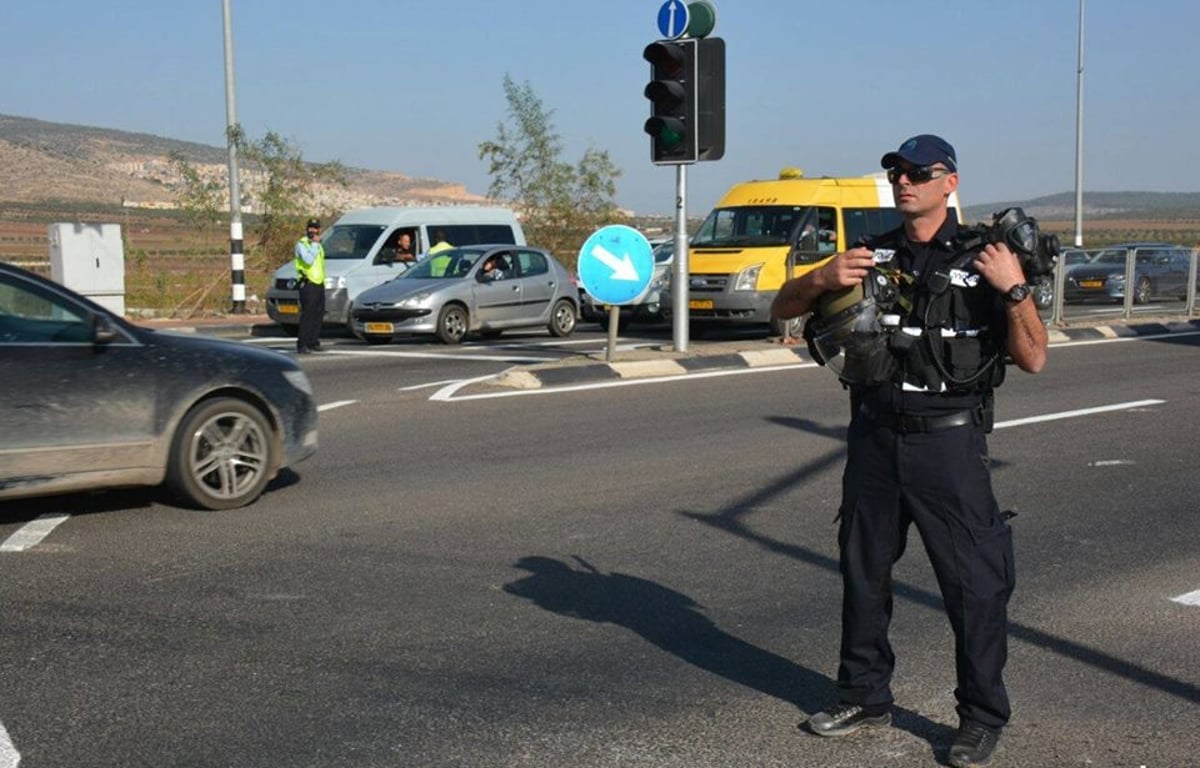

{"left": 222, "top": 0, "right": 246, "bottom": 313}
{"left": 1073, "top": 0, "right": 1085, "bottom": 248}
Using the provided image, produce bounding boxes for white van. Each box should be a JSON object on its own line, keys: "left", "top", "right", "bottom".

{"left": 265, "top": 206, "right": 525, "bottom": 331}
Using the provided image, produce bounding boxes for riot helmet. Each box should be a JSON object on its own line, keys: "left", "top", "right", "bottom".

{"left": 804, "top": 267, "right": 907, "bottom": 386}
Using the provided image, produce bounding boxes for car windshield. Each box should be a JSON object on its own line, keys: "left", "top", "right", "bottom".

{"left": 321, "top": 225, "right": 388, "bottom": 261}
{"left": 652, "top": 243, "right": 674, "bottom": 263}
{"left": 691, "top": 205, "right": 812, "bottom": 248}
{"left": 1091, "top": 249, "right": 1155, "bottom": 266}
{"left": 400, "top": 248, "right": 486, "bottom": 279}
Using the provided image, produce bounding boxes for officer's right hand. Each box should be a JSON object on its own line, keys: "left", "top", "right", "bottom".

{"left": 818, "top": 247, "right": 876, "bottom": 290}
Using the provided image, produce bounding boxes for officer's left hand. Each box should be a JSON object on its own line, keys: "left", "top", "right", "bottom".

{"left": 973, "top": 242, "right": 1027, "bottom": 291}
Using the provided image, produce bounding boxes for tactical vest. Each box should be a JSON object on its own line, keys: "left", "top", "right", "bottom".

{"left": 862, "top": 226, "right": 1007, "bottom": 394}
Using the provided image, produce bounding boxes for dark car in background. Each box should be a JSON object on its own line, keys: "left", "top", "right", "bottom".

{"left": 0, "top": 262, "right": 318, "bottom": 510}
{"left": 580, "top": 239, "right": 674, "bottom": 330}
{"left": 1064, "top": 243, "right": 1195, "bottom": 303}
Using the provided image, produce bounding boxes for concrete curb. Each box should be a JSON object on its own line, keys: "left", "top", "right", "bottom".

{"left": 479, "top": 318, "right": 1200, "bottom": 391}
{"left": 136, "top": 315, "right": 1200, "bottom": 391}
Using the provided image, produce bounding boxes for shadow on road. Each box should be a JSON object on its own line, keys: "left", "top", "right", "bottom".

{"left": 684, "top": 414, "right": 1200, "bottom": 708}
{"left": 502, "top": 555, "right": 950, "bottom": 751}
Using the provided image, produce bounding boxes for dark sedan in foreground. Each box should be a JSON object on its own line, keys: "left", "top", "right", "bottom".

{"left": 0, "top": 262, "right": 318, "bottom": 510}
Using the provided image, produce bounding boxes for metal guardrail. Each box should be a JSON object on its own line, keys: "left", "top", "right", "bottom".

{"left": 1048, "top": 246, "right": 1198, "bottom": 326}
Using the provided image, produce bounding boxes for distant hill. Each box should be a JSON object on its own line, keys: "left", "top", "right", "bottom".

{"left": 964, "top": 191, "right": 1200, "bottom": 223}
{"left": 0, "top": 113, "right": 486, "bottom": 210}
{"left": 4, "top": 113, "right": 1199, "bottom": 222}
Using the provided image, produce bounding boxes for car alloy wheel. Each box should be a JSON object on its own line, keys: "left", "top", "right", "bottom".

{"left": 548, "top": 298, "right": 577, "bottom": 337}
{"left": 167, "top": 397, "right": 275, "bottom": 510}
{"left": 1134, "top": 277, "right": 1152, "bottom": 304}
{"left": 437, "top": 304, "right": 469, "bottom": 344}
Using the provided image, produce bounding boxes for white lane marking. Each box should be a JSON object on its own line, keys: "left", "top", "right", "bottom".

{"left": 399, "top": 379, "right": 466, "bottom": 392}
{"left": 994, "top": 400, "right": 1165, "bottom": 429}
{"left": 0, "top": 719, "right": 19, "bottom": 767}
{"left": 317, "top": 400, "right": 357, "bottom": 412}
{"left": 1055, "top": 329, "right": 1200, "bottom": 348}
{"left": 1, "top": 512, "right": 70, "bottom": 553}
{"left": 1170, "top": 590, "right": 1200, "bottom": 607}
{"left": 1088, "top": 460, "right": 1135, "bottom": 466}
{"left": 430, "top": 363, "right": 819, "bottom": 401}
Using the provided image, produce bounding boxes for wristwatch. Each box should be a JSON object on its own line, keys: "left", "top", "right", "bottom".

{"left": 1002, "top": 283, "right": 1031, "bottom": 305}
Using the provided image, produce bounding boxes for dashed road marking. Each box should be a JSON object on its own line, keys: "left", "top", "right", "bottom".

{"left": 0, "top": 720, "right": 19, "bottom": 767}
{"left": 1170, "top": 590, "right": 1200, "bottom": 607}
{"left": 317, "top": 400, "right": 357, "bottom": 412}
{"left": 1, "top": 512, "right": 70, "bottom": 553}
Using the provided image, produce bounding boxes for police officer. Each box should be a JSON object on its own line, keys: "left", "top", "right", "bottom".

{"left": 294, "top": 217, "right": 325, "bottom": 354}
{"left": 772, "top": 135, "right": 1047, "bottom": 768}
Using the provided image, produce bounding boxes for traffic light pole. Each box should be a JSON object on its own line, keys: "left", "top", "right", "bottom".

{"left": 672, "top": 164, "right": 689, "bottom": 352}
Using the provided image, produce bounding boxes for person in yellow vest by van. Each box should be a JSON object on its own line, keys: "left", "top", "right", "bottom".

{"left": 294, "top": 217, "right": 325, "bottom": 354}
{"left": 427, "top": 229, "right": 453, "bottom": 276}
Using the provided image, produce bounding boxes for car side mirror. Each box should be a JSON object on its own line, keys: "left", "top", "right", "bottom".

{"left": 92, "top": 313, "right": 118, "bottom": 345}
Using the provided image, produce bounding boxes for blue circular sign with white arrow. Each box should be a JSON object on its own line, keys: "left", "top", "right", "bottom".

{"left": 578, "top": 225, "right": 654, "bottom": 306}
{"left": 657, "top": 0, "right": 690, "bottom": 39}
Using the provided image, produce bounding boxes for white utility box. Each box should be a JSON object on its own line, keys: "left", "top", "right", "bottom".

{"left": 48, "top": 222, "right": 126, "bottom": 315}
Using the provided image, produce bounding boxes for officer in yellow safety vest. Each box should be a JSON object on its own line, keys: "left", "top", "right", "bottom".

{"left": 427, "top": 229, "right": 453, "bottom": 276}
{"left": 294, "top": 217, "right": 326, "bottom": 354}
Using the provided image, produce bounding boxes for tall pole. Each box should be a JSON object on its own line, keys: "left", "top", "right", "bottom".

{"left": 1073, "top": 0, "right": 1085, "bottom": 248}
{"left": 671, "top": 164, "right": 689, "bottom": 352}
{"left": 222, "top": 0, "right": 246, "bottom": 313}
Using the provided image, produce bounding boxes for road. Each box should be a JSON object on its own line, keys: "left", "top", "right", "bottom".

{"left": 2, "top": 325, "right": 1199, "bottom": 767}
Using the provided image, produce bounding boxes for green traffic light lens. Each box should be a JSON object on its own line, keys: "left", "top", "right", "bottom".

{"left": 660, "top": 127, "right": 683, "bottom": 147}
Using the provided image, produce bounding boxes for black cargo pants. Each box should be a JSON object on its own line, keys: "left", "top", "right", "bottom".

{"left": 297, "top": 278, "right": 325, "bottom": 351}
{"left": 835, "top": 407, "right": 1016, "bottom": 730}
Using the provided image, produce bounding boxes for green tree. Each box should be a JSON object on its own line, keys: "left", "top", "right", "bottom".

{"left": 168, "top": 150, "right": 224, "bottom": 230}
{"left": 164, "top": 130, "right": 347, "bottom": 315}
{"left": 235, "top": 129, "right": 348, "bottom": 266}
{"left": 479, "top": 75, "right": 624, "bottom": 270}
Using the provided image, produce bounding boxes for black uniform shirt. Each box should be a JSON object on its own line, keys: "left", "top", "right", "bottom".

{"left": 856, "top": 214, "right": 1009, "bottom": 417}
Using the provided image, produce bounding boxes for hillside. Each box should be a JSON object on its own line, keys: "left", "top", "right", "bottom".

{"left": 963, "top": 191, "right": 1200, "bottom": 223}
{"left": 3, "top": 113, "right": 1199, "bottom": 225}
{"left": 0, "top": 113, "right": 486, "bottom": 210}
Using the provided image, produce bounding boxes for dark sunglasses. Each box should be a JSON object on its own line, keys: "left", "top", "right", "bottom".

{"left": 886, "top": 165, "right": 952, "bottom": 185}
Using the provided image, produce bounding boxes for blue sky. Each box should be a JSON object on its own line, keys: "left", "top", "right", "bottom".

{"left": 4, "top": 1, "right": 1198, "bottom": 216}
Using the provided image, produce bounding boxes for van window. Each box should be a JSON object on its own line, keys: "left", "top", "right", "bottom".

{"left": 693, "top": 206, "right": 806, "bottom": 248}
{"left": 322, "top": 225, "right": 387, "bottom": 261}
{"left": 843, "top": 208, "right": 903, "bottom": 247}
{"left": 435, "top": 224, "right": 517, "bottom": 248}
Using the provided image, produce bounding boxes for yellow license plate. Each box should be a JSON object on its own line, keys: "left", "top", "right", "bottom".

{"left": 1079, "top": 280, "right": 1103, "bottom": 288}
{"left": 364, "top": 322, "right": 394, "bottom": 334}
{"left": 277, "top": 302, "right": 299, "bottom": 315}
{"left": 689, "top": 299, "right": 714, "bottom": 310}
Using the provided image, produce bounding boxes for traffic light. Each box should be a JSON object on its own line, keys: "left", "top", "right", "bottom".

{"left": 642, "top": 37, "right": 725, "bottom": 165}
{"left": 695, "top": 37, "right": 725, "bottom": 162}
{"left": 643, "top": 39, "right": 696, "bottom": 164}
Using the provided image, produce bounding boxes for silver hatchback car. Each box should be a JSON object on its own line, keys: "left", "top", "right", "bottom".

{"left": 350, "top": 245, "right": 579, "bottom": 344}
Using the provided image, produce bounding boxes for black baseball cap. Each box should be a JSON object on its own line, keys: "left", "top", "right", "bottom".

{"left": 881, "top": 134, "right": 957, "bottom": 172}
{"left": 306, "top": 218, "right": 321, "bottom": 229}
